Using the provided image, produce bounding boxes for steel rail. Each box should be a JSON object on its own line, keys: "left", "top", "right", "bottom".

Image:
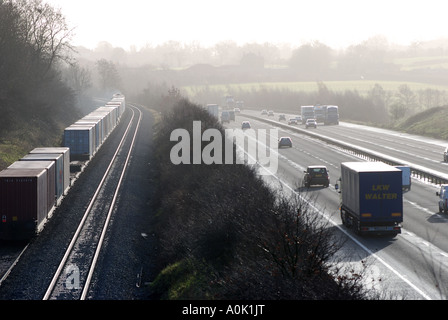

{"left": 80, "top": 105, "right": 142, "bottom": 299}
{"left": 43, "top": 106, "right": 137, "bottom": 300}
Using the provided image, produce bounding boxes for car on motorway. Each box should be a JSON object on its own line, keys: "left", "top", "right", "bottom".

{"left": 303, "top": 165, "right": 329, "bottom": 188}
{"left": 278, "top": 137, "right": 292, "bottom": 148}
{"left": 268, "top": 110, "right": 274, "bottom": 116}
{"left": 444, "top": 147, "right": 448, "bottom": 162}
{"left": 278, "top": 114, "right": 286, "bottom": 121}
{"left": 305, "top": 118, "right": 317, "bottom": 128}
{"left": 234, "top": 107, "right": 241, "bottom": 113}
{"left": 241, "top": 121, "right": 251, "bottom": 130}
{"left": 261, "top": 109, "right": 268, "bottom": 115}
{"left": 288, "top": 118, "right": 298, "bottom": 125}
{"left": 436, "top": 184, "right": 448, "bottom": 213}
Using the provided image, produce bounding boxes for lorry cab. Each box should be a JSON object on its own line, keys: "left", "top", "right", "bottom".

{"left": 436, "top": 184, "right": 448, "bottom": 213}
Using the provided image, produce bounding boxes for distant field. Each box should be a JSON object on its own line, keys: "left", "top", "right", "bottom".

{"left": 182, "top": 80, "right": 448, "bottom": 97}
{"left": 393, "top": 56, "right": 448, "bottom": 71}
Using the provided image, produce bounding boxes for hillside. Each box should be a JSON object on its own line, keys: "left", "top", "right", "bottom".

{"left": 392, "top": 105, "right": 448, "bottom": 140}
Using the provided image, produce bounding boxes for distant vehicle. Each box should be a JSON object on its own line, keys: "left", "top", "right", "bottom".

{"left": 228, "top": 110, "right": 235, "bottom": 121}
{"left": 241, "top": 121, "right": 251, "bottom": 130}
{"left": 261, "top": 109, "right": 268, "bottom": 115}
{"left": 278, "top": 137, "right": 292, "bottom": 148}
{"left": 278, "top": 114, "right": 286, "bottom": 121}
{"left": 335, "top": 162, "right": 403, "bottom": 236}
{"left": 301, "top": 106, "right": 315, "bottom": 124}
{"left": 234, "top": 107, "right": 241, "bottom": 113}
{"left": 221, "top": 111, "right": 230, "bottom": 123}
{"left": 314, "top": 105, "right": 325, "bottom": 123}
{"left": 395, "top": 165, "right": 411, "bottom": 191}
{"left": 437, "top": 184, "right": 448, "bottom": 213}
{"left": 303, "top": 166, "right": 329, "bottom": 188}
{"left": 444, "top": 147, "right": 448, "bottom": 162}
{"left": 207, "top": 104, "right": 219, "bottom": 118}
{"left": 323, "top": 105, "right": 339, "bottom": 125}
{"left": 268, "top": 110, "right": 274, "bottom": 116}
{"left": 236, "top": 101, "right": 244, "bottom": 110}
{"left": 295, "top": 115, "right": 302, "bottom": 122}
{"left": 305, "top": 119, "right": 317, "bottom": 128}
{"left": 223, "top": 95, "right": 235, "bottom": 109}
{"left": 288, "top": 118, "right": 298, "bottom": 125}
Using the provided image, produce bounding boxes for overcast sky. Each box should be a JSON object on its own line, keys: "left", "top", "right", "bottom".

{"left": 46, "top": 0, "right": 448, "bottom": 50}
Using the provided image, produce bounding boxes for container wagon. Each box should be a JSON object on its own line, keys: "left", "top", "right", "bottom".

{"left": 29, "top": 148, "right": 70, "bottom": 195}
{"left": 73, "top": 118, "right": 102, "bottom": 151}
{"left": 0, "top": 168, "right": 49, "bottom": 240}
{"left": 20, "top": 153, "right": 65, "bottom": 205}
{"left": 8, "top": 161, "right": 56, "bottom": 215}
{"left": 64, "top": 125, "right": 95, "bottom": 161}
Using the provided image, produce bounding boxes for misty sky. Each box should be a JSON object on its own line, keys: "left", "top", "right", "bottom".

{"left": 47, "top": 0, "right": 448, "bottom": 50}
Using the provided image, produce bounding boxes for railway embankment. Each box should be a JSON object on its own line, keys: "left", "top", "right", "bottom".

{"left": 147, "top": 99, "right": 371, "bottom": 300}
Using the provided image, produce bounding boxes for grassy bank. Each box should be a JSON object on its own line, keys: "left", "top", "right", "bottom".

{"left": 391, "top": 105, "right": 448, "bottom": 140}
{"left": 148, "top": 99, "right": 372, "bottom": 300}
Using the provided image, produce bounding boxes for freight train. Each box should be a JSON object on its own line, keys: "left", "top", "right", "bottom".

{"left": 0, "top": 95, "right": 126, "bottom": 240}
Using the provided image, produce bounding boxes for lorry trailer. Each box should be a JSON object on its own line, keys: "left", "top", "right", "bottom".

{"left": 336, "top": 162, "right": 403, "bottom": 236}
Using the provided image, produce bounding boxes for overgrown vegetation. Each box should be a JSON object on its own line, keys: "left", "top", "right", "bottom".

{"left": 148, "top": 98, "right": 373, "bottom": 299}
{"left": 0, "top": 0, "right": 81, "bottom": 169}
{"left": 390, "top": 105, "right": 448, "bottom": 139}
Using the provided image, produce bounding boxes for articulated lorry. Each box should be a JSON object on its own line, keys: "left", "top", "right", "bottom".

{"left": 335, "top": 162, "right": 403, "bottom": 236}
{"left": 300, "top": 105, "right": 315, "bottom": 124}
{"left": 323, "top": 105, "right": 339, "bottom": 125}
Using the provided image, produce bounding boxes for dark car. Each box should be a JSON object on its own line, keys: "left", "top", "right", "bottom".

{"left": 303, "top": 166, "right": 329, "bottom": 188}
{"left": 241, "top": 121, "right": 251, "bottom": 130}
{"left": 278, "top": 137, "right": 292, "bottom": 148}
{"left": 278, "top": 114, "right": 286, "bottom": 121}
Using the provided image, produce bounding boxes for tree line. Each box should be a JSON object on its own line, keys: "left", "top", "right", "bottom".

{"left": 0, "top": 0, "right": 78, "bottom": 135}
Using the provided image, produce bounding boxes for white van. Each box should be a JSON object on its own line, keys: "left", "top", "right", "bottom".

{"left": 436, "top": 184, "right": 448, "bottom": 213}
{"left": 395, "top": 165, "right": 411, "bottom": 191}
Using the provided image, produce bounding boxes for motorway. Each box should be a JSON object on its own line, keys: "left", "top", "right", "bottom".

{"left": 227, "top": 110, "right": 448, "bottom": 300}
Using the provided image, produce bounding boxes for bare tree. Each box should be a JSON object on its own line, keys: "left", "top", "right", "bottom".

{"left": 14, "top": 0, "right": 74, "bottom": 75}
{"left": 96, "top": 59, "right": 121, "bottom": 92}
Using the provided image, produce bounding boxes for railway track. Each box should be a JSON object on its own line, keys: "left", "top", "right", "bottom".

{"left": 42, "top": 105, "right": 142, "bottom": 300}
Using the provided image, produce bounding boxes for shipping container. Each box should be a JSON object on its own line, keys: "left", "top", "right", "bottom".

{"left": 20, "top": 153, "right": 65, "bottom": 204}
{"left": 64, "top": 125, "right": 95, "bottom": 160}
{"left": 29, "top": 147, "right": 70, "bottom": 195}
{"left": 8, "top": 161, "right": 56, "bottom": 213}
{"left": 0, "top": 168, "right": 48, "bottom": 240}
{"left": 74, "top": 118, "right": 102, "bottom": 151}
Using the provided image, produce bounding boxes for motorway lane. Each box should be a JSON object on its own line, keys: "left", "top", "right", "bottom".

{"left": 226, "top": 114, "right": 448, "bottom": 299}
{"left": 245, "top": 110, "right": 448, "bottom": 174}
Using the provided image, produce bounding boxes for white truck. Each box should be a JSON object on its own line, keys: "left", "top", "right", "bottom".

{"left": 394, "top": 165, "right": 411, "bottom": 191}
